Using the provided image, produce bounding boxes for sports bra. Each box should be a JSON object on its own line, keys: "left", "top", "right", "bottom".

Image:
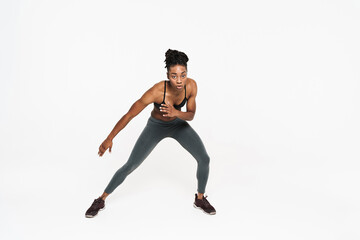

{"left": 154, "top": 80, "right": 188, "bottom": 110}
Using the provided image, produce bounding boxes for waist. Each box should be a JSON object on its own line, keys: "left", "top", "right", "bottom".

{"left": 148, "top": 115, "right": 182, "bottom": 125}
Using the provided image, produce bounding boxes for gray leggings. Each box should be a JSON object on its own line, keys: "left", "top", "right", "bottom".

{"left": 104, "top": 116, "right": 210, "bottom": 194}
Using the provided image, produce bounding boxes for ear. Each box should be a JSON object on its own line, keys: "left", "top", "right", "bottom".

{"left": 166, "top": 72, "right": 169, "bottom": 79}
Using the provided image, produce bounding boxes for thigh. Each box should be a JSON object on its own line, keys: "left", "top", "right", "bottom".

{"left": 125, "top": 120, "right": 167, "bottom": 165}
{"left": 171, "top": 122, "right": 209, "bottom": 160}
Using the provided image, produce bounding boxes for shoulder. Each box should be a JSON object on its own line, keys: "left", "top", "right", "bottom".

{"left": 139, "top": 80, "right": 166, "bottom": 104}
{"left": 186, "top": 78, "right": 197, "bottom": 97}
{"left": 150, "top": 80, "right": 166, "bottom": 95}
{"left": 143, "top": 80, "right": 165, "bottom": 95}
{"left": 153, "top": 80, "right": 166, "bottom": 88}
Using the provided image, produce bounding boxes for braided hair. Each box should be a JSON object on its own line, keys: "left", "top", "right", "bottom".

{"left": 164, "top": 49, "right": 189, "bottom": 71}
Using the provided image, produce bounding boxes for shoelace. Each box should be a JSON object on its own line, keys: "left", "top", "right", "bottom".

{"left": 203, "top": 196, "right": 211, "bottom": 207}
{"left": 199, "top": 195, "right": 211, "bottom": 207}
{"left": 90, "top": 198, "right": 103, "bottom": 210}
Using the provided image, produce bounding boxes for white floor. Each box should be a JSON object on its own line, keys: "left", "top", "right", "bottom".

{"left": 1, "top": 139, "right": 359, "bottom": 240}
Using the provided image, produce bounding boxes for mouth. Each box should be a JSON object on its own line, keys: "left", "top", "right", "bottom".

{"left": 176, "top": 85, "right": 182, "bottom": 89}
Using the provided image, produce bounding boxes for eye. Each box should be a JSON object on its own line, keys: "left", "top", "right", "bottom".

{"left": 181, "top": 75, "right": 186, "bottom": 78}
{"left": 172, "top": 76, "right": 176, "bottom": 79}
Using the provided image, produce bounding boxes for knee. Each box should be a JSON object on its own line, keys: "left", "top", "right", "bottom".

{"left": 117, "top": 163, "right": 136, "bottom": 175}
{"left": 200, "top": 154, "right": 210, "bottom": 165}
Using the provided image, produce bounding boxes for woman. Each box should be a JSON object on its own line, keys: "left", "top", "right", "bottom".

{"left": 85, "top": 49, "right": 216, "bottom": 217}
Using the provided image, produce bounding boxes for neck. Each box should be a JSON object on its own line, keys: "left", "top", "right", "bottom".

{"left": 167, "top": 81, "right": 184, "bottom": 96}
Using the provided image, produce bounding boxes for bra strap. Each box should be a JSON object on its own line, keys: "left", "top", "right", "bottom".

{"left": 162, "top": 80, "right": 166, "bottom": 103}
{"left": 185, "top": 84, "right": 186, "bottom": 98}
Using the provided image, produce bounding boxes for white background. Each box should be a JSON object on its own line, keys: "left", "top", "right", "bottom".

{"left": 1, "top": 0, "right": 359, "bottom": 239}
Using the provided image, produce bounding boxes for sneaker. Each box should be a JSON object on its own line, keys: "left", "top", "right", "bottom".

{"left": 193, "top": 193, "right": 216, "bottom": 215}
{"left": 85, "top": 197, "right": 105, "bottom": 218}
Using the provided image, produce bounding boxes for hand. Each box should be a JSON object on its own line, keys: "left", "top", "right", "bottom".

{"left": 160, "top": 101, "right": 178, "bottom": 118}
{"left": 98, "top": 138, "right": 113, "bottom": 157}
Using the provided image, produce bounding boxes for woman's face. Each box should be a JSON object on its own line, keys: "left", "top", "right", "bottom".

{"left": 167, "top": 64, "right": 187, "bottom": 91}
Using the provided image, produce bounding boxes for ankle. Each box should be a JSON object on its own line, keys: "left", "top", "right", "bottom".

{"left": 100, "top": 192, "right": 109, "bottom": 201}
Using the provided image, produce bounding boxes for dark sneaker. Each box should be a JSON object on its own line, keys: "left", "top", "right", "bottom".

{"left": 193, "top": 193, "right": 216, "bottom": 215}
{"left": 85, "top": 197, "right": 105, "bottom": 218}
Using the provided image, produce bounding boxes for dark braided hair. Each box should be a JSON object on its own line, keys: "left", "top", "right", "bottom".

{"left": 164, "top": 49, "right": 189, "bottom": 71}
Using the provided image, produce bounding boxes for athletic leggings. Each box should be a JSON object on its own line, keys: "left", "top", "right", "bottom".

{"left": 104, "top": 116, "right": 210, "bottom": 194}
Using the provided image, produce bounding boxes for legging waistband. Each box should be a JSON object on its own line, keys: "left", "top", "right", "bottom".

{"left": 148, "top": 116, "right": 182, "bottom": 125}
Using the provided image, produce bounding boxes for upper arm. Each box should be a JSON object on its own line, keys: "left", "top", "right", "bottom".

{"left": 127, "top": 85, "right": 156, "bottom": 119}
{"left": 186, "top": 80, "right": 197, "bottom": 114}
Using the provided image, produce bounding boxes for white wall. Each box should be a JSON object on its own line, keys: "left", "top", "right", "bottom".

{"left": 1, "top": 0, "right": 359, "bottom": 239}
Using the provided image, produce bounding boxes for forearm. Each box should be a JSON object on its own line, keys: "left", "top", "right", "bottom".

{"left": 106, "top": 114, "right": 132, "bottom": 140}
{"left": 176, "top": 110, "right": 195, "bottom": 121}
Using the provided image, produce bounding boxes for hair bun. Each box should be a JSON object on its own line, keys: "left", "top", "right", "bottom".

{"left": 165, "top": 49, "right": 174, "bottom": 59}
{"left": 164, "top": 49, "right": 189, "bottom": 70}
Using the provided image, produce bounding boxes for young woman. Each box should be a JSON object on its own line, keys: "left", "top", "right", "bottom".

{"left": 85, "top": 49, "right": 216, "bottom": 217}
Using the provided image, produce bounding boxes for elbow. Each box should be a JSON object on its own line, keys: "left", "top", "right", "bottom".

{"left": 189, "top": 112, "right": 195, "bottom": 121}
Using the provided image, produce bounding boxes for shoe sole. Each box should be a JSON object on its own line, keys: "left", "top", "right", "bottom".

{"left": 85, "top": 206, "right": 105, "bottom": 218}
{"left": 193, "top": 203, "right": 216, "bottom": 215}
